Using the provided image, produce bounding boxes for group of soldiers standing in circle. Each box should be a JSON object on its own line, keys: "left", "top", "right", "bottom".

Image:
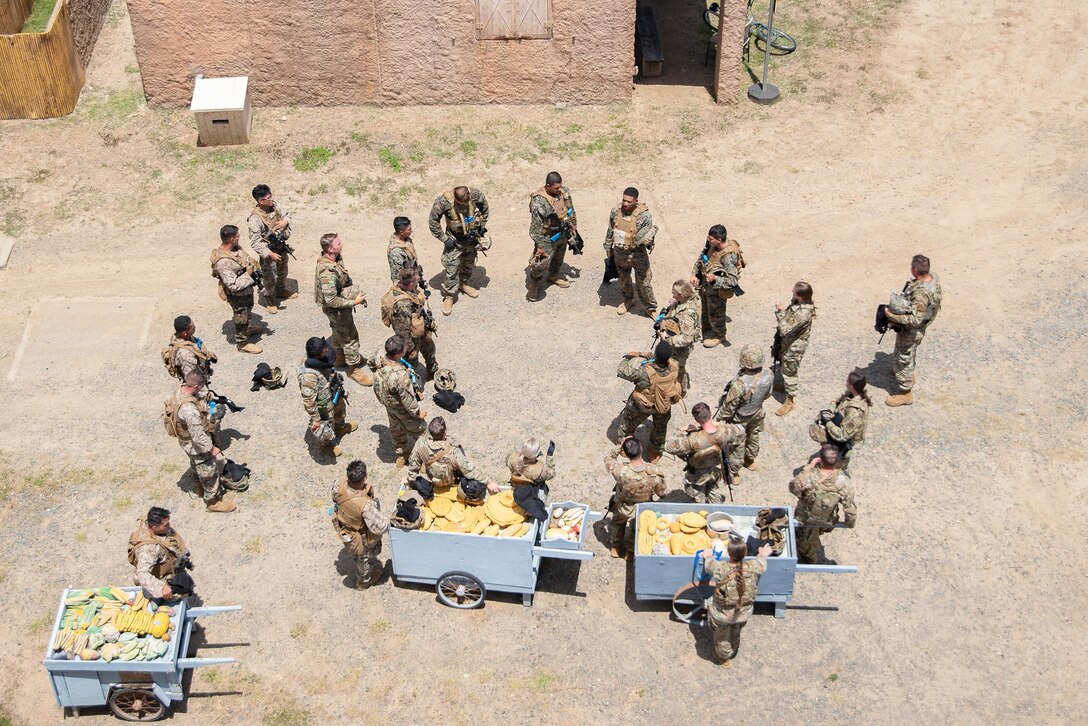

{"left": 139, "top": 171, "right": 942, "bottom": 667}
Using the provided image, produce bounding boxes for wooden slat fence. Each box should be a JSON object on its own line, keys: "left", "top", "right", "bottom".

{"left": 0, "top": 0, "right": 33, "bottom": 35}
{"left": 0, "top": 0, "right": 84, "bottom": 119}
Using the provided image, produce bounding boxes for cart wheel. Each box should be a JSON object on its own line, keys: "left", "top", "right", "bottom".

{"left": 671, "top": 583, "right": 714, "bottom": 624}
{"left": 436, "top": 571, "right": 486, "bottom": 609}
{"left": 108, "top": 688, "right": 166, "bottom": 722}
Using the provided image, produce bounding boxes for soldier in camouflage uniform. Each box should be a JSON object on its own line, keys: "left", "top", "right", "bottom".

{"left": 298, "top": 337, "right": 357, "bottom": 459}
{"left": 405, "top": 416, "right": 479, "bottom": 488}
{"left": 428, "top": 186, "right": 490, "bottom": 316}
{"left": 210, "top": 225, "right": 262, "bottom": 354}
{"left": 701, "top": 539, "right": 772, "bottom": 668}
{"left": 605, "top": 187, "right": 657, "bottom": 315}
{"left": 163, "top": 371, "right": 235, "bottom": 513}
{"left": 773, "top": 281, "right": 816, "bottom": 416}
{"left": 373, "top": 335, "right": 427, "bottom": 467}
{"left": 664, "top": 402, "right": 746, "bottom": 504}
{"left": 789, "top": 444, "right": 857, "bottom": 564}
{"left": 885, "top": 254, "right": 943, "bottom": 406}
{"left": 810, "top": 371, "right": 872, "bottom": 469}
{"left": 527, "top": 171, "right": 577, "bottom": 301}
{"left": 507, "top": 437, "right": 556, "bottom": 490}
{"left": 247, "top": 184, "right": 296, "bottom": 312}
{"left": 164, "top": 315, "right": 216, "bottom": 382}
{"left": 615, "top": 340, "right": 683, "bottom": 462}
{"left": 383, "top": 266, "right": 438, "bottom": 382}
{"left": 691, "top": 225, "right": 745, "bottom": 348}
{"left": 654, "top": 279, "right": 701, "bottom": 395}
{"left": 387, "top": 216, "right": 419, "bottom": 283}
{"left": 604, "top": 437, "right": 666, "bottom": 558}
{"left": 128, "top": 506, "right": 193, "bottom": 601}
{"left": 331, "top": 460, "right": 389, "bottom": 590}
{"left": 714, "top": 344, "right": 774, "bottom": 480}
{"left": 315, "top": 233, "right": 372, "bottom": 386}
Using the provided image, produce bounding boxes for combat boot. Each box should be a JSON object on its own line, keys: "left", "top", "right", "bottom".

{"left": 347, "top": 366, "right": 373, "bottom": 386}
{"left": 442, "top": 297, "right": 454, "bottom": 316}
{"left": 324, "top": 443, "right": 343, "bottom": 457}
{"left": 205, "top": 497, "right": 236, "bottom": 513}
{"left": 609, "top": 546, "right": 624, "bottom": 559}
{"left": 702, "top": 337, "right": 721, "bottom": 348}
{"left": 647, "top": 446, "right": 662, "bottom": 463}
{"left": 459, "top": 284, "right": 479, "bottom": 298}
{"left": 548, "top": 276, "right": 570, "bottom": 288}
{"left": 394, "top": 455, "right": 407, "bottom": 467}
{"left": 886, "top": 391, "right": 914, "bottom": 407}
{"left": 237, "top": 343, "right": 263, "bottom": 354}
{"left": 281, "top": 291, "right": 299, "bottom": 301}
{"left": 334, "top": 350, "right": 346, "bottom": 367}
{"left": 264, "top": 303, "right": 278, "bottom": 314}
{"left": 775, "top": 397, "right": 794, "bottom": 416}
{"left": 616, "top": 302, "right": 635, "bottom": 316}
{"left": 355, "top": 563, "right": 386, "bottom": 590}
{"left": 527, "top": 281, "right": 544, "bottom": 302}
{"left": 335, "top": 420, "right": 359, "bottom": 437}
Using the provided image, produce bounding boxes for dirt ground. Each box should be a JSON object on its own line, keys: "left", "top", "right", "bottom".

{"left": 1, "top": 0, "right": 1086, "bottom": 723}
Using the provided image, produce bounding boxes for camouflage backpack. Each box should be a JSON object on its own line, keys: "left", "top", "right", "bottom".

{"left": 162, "top": 395, "right": 196, "bottom": 438}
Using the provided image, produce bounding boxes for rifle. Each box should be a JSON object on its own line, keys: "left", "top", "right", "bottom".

{"left": 650, "top": 306, "right": 669, "bottom": 347}
{"left": 466, "top": 229, "right": 490, "bottom": 257}
{"left": 265, "top": 230, "right": 297, "bottom": 260}
{"left": 693, "top": 240, "right": 712, "bottom": 287}
{"left": 329, "top": 371, "right": 347, "bottom": 406}
{"left": 771, "top": 329, "right": 782, "bottom": 370}
{"left": 250, "top": 267, "right": 266, "bottom": 292}
{"left": 550, "top": 218, "right": 584, "bottom": 255}
{"left": 721, "top": 445, "right": 735, "bottom": 502}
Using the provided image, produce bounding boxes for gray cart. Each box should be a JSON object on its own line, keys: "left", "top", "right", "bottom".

{"left": 43, "top": 587, "right": 240, "bottom": 721}
{"left": 633, "top": 503, "right": 856, "bottom": 620}
{"left": 389, "top": 499, "right": 601, "bottom": 608}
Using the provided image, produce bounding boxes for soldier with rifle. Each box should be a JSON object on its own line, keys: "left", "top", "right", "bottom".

{"left": 128, "top": 506, "right": 197, "bottom": 602}
{"left": 248, "top": 184, "right": 297, "bottom": 313}
{"left": 527, "top": 171, "right": 582, "bottom": 301}
{"left": 428, "top": 185, "right": 491, "bottom": 316}
{"left": 664, "top": 403, "right": 746, "bottom": 504}
{"left": 298, "top": 336, "right": 357, "bottom": 458}
{"left": 690, "top": 224, "right": 745, "bottom": 349}
{"left": 315, "top": 233, "right": 372, "bottom": 386}
{"left": 210, "top": 224, "right": 263, "bottom": 354}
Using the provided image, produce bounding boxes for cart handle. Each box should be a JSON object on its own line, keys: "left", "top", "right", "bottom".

{"left": 186, "top": 606, "right": 242, "bottom": 618}
{"left": 795, "top": 564, "right": 857, "bottom": 574}
{"left": 177, "top": 657, "right": 236, "bottom": 669}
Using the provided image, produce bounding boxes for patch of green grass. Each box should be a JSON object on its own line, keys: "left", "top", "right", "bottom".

{"left": 28, "top": 169, "right": 51, "bottom": 183}
{"left": 459, "top": 139, "right": 478, "bottom": 156}
{"left": 1, "top": 211, "right": 26, "bottom": 237}
{"left": 377, "top": 145, "right": 403, "bottom": 172}
{"left": 289, "top": 623, "right": 308, "bottom": 639}
{"left": 21, "top": 0, "right": 57, "bottom": 33}
{"left": 828, "top": 672, "right": 839, "bottom": 682}
{"left": 307, "top": 183, "right": 329, "bottom": 197}
{"left": 407, "top": 143, "right": 426, "bottom": 163}
{"left": 264, "top": 700, "right": 312, "bottom": 726}
{"left": 527, "top": 671, "right": 557, "bottom": 692}
{"left": 369, "top": 619, "right": 390, "bottom": 635}
{"left": 916, "top": 67, "right": 929, "bottom": 79}
{"left": 74, "top": 531, "right": 88, "bottom": 544}
{"left": 0, "top": 704, "right": 12, "bottom": 726}
{"left": 112, "top": 495, "right": 132, "bottom": 512}
{"left": 349, "top": 131, "right": 370, "bottom": 146}
{"left": 244, "top": 537, "right": 263, "bottom": 554}
{"left": 28, "top": 615, "right": 50, "bottom": 635}
{"left": 293, "top": 146, "right": 333, "bottom": 172}
{"left": 124, "top": 64, "right": 140, "bottom": 74}
{"left": 82, "top": 90, "right": 144, "bottom": 122}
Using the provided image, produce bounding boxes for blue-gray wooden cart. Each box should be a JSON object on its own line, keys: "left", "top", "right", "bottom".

{"left": 389, "top": 499, "right": 601, "bottom": 608}
{"left": 633, "top": 503, "right": 856, "bottom": 621}
{"left": 43, "top": 587, "right": 240, "bottom": 721}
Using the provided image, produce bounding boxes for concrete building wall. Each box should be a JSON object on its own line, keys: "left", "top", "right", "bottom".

{"left": 127, "top": 0, "right": 635, "bottom": 107}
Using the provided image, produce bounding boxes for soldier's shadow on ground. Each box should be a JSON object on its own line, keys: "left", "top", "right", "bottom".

{"left": 857, "top": 352, "right": 897, "bottom": 394}
{"left": 333, "top": 549, "right": 356, "bottom": 589}
{"left": 597, "top": 280, "right": 623, "bottom": 308}
{"left": 303, "top": 428, "right": 339, "bottom": 465}
{"left": 369, "top": 424, "right": 396, "bottom": 464}
{"left": 174, "top": 470, "right": 200, "bottom": 498}
{"left": 467, "top": 267, "right": 491, "bottom": 291}
{"left": 216, "top": 428, "right": 249, "bottom": 451}
{"left": 219, "top": 313, "right": 271, "bottom": 343}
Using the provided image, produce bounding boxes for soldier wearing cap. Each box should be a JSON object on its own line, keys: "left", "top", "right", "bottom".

{"left": 298, "top": 337, "right": 357, "bottom": 459}
{"left": 714, "top": 344, "right": 774, "bottom": 481}
{"left": 331, "top": 460, "right": 389, "bottom": 590}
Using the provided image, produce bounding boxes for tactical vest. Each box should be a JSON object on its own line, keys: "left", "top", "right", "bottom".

{"left": 162, "top": 338, "right": 213, "bottom": 380}
{"left": 443, "top": 191, "right": 481, "bottom": 236}
{"left": 781, "top": 303, "right": 815, "bottom": 343}
{"left": 835, "top": 395, "right": 869, "bottom": 442}
{"left": 374, "top": 358, "right": 419, "bottom": 407}
{"left": 686, "top": 430, "right": 723, "bottom": 469}
{"left": 631, "top": 360, "right": 682, "bottom": 414}
{"left": 422, "top": 439, "right": 459, "bottom": 486}
{"left": 380, "top": 286, "right": 426, "bottom": 336}
{"left": 127, "top": 521, "right": 187, "bottom": 581}
{"left": 711, "top": 561, "right": 759, "bottom": 612}
{"left": 210, "top": 247, "right": 255, "bottom": 297}
{"left": 333, "top": 477, "right": 373, "bottom": 531}
{"left": 797, "top": 470, "right": 849, "bottom": 527}
{"left": 509, "top": 458, "right": 546, "bottom": 486}
{"left": 388, "top": 235, "right": 418, "bottom": 264}
{"left": 661, "top": 299, "right": 699, "bottom": 347}
{"left": 615, "top": 462, "right": 664, "bottom": 505}
{"left": 532, "top": 187, "right": 573, "bottom": 231}
{"left": 163, "top": 392, "right": 214, "bottom": 440}
{"left": 735, "top": 370, "right": 774, "bottom": 418}
{"left": 912, "top": 274, "right": 942, "bottom": 324}
{"left": 314, "top": 256, "right": 351, "bottom": 306}
{"left": 250, "top": 204, "right": 290, "bottom": 240}
{"left": 297, "top": 365, "right": 333, "bottom": 409}
{"left": 612, "top": 203, "right": 647, "bottom": 250}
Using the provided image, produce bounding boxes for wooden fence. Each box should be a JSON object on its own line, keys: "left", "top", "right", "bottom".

{"left": 0, "top": 0, "right": 33, "bottom": 35}
{"left": 0, "top": 0, "right": 84, "bottom": 119}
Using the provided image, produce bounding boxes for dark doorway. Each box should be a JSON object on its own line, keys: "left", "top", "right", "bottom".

{"left": 634, "top": 0, "right": 721, "bottom": 100}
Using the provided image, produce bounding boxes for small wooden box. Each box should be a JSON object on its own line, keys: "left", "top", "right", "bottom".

{"left": 190, "top": 76, "right": 251, "bottom": 147}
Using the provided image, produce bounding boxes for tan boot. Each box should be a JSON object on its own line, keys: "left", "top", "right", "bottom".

{"left": 333, "top": 350, "right": 346, "bottom": 367}
{"left": 609, "top": 546, "right": 623, "bottom": 559}
{"left": 702, "top": 337, "right": 721, "bottom": 348}
{"left": 347, "top": 366, "right": 373, "bottom": 386}
{"left": 394, "top": 455, "right": 407, "bottom": 467}
{"left": 283, "top": 291, "right": 299, "bottom": 300}
{"left": 647, "top": 446, "right": 662, "bottom": 463}
{"left": 720, "top": 659, "right": 734, "bottom": 670}
{"left": 205, "top": 498, "right": 236, "bottom": 513}
{"left": 264, "top": 304, "right": 278, "bottom": 314}
{"left": 616, "top": 302, "right": 635, "bottom": 316}
{"left": 775, "top": 397, "right": 794, "bottom": 417}
{"left": 237, "top": 343, "right": 263, "bottom": 354}
{"left": 548, "top": 276, "right": 570, "bottom": 288}
{"left": 335, "top": 420, "right": 359, "bottom": 436}
{"left": 459, "top": 284, "right": 479, "bottom": 298}
{"left": 886, "top": 391, "right": 914, "bottom": 407}
{"left": 442, "top": 297, "right": 454, "bottom": 316}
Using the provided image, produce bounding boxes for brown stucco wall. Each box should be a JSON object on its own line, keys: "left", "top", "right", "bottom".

{"left": 68, "top": 0, "right": 110, "bottom": 67}
{"left": 126, "top": 0, "right": 635, "bottom": 107}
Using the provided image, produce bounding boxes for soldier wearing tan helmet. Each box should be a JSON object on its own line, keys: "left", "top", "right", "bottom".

{"left": 714, "top": 344, "right": 774, "bottom": 481}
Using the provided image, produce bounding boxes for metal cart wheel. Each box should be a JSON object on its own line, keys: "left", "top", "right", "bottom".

{"left": 671, "top": 583, "right": 714, "bottom": 624}
{"left": 436, "top": 571, "right": 486, "bottom": 609}
{"left": 108, "top": 688, "right": 166, "bottom": 722}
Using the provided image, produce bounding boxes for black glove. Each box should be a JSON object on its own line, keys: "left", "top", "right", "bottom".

{"left": 547, "top": 440, "right": 555, "bottom": 456}
{"left": 443, "top": 236, "right": 457, "bottom": 251}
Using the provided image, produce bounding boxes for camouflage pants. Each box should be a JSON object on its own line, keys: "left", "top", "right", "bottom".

{"left": 684, "top": 466, "right": 728, "bottom": 504}
{"left": 674, "top": 347, "right": 692, "bottom": 396}
{"left": 528, "top": 237, "right": 569, "bottom": 281}
{"left": 893, "top": 326, "right": 926, "bottom": 392}
{"left": 324, "top": 307, "right": 362, "bottom": 367}
{"left": 260, "top": 255, "right": 290, "bottom": 302}
{"left": 608, "top": 503, "right": 640, "bottom": 550}
{"left": 721, "top": 410, "right": 764, "bottom": 476}
{"left": 410, "top": 334, "right": 438, "bottom": 379}
{"left": 387, "top": 407, "right": 426, "bottom": 459}
{"left": 613, "top": 247, "right": 657, "bottom": 309}
{"left": 186, "top": 451, "right": 224, "bottom": 504}
{"left": 338, "top": 528, "right": 381, "bottom": 587}
{"left": 707, "top": 606, "right": 748, "bottom": 662}
{"left": 796, "top": 524, "right": 832, "bottom": 563}
{"left": 314, "top": 400, "right": 348, "bottom": 445}
{"left": 700, "top": 288, "right": 729, "bottom": 340}
{"left": 775, "top": 339, "right": 809, "bottom": 397}
{"left": 440, "top": 242, "right": 478, "bottom": 297}
{"left": 225, "top": 293, "right": 254, "bottom": 344}
{"left": 616, "top": 398, "right": 672, "bottom": 450}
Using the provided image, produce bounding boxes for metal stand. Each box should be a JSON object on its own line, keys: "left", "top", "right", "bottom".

{"left": 748, "top": 0, "right": 781, "bottom": 104}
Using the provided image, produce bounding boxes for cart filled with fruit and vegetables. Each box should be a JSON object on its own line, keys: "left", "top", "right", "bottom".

{"left": 42, "top": 586, "right": 240, "bottom": 721}
{"left": 389, "top": 488, "right": 601, "bottom": 609}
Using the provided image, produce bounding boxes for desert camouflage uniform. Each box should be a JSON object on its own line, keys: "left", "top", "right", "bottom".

{"left": 387, "top": 233, "right": 419, "bottom": 283}
{"left": 248, "top": 201, "right": 291, "bottom": 302}
{"left": 528, "top": 185, "right": 577, "bottom": 281}
{"left": 331, "top": 478, "right": 389, "bottom": 587}
{"left": 129, "top": 521, "right": 188, "bottom": 599}
{"left": 373, "top": 356, "right": 425, "bottom": 460}
{"left": 428, "top": 188, "right": 489, "bottom": 298}
{"left": 389, "top": 287, "right": 438, "bottom": 380}
{"left": 506, "top": 451, "right": 556, "bottom": 488}
{"left": 714, "top": 367, "right": 774, "bottom": 476}
{"left": 169, "top": 386, "right": 226, "bottom": 505}
{"left": 816, "top": 393, "right": 870, "bottom": 468}
{"left": 656, "top": 297, "right": 701, "bottom": 394}
{"left": 605, "top": 204, "right": 657, "bottom": 309}
{"left": 695, "top": 240, "right": 743, "bottom": 342}
{"left": 604, "top": 445, "right": 666, "bottom": 550}
{"left": 406, "top": 432, "right": 478, "bottom": 488}
{"left": 789, "top": 463, "right": 857, "bottom": 563}
{"left": 315, "top": 255, "right": 363, "bottom": 367}
{"left": 616, "top": 356, "right": 682, "bottom": 451}
{"left": 297, "top": 363, "right": 347, "bottom": 446}
{"left": 885, "top": 274, "right": 943, "bottom": 392}
{"left": 704, "top": 552, "right": 767, "bottom": 662}
{"left": 774, "top": 302, "right": 815, "bottom": 396}
{"left": 663, "top": 423, "right": 745, "bottom": 503}
{"left": 166, "top": 335, "right": 216, "bottom": 381}
{"left": 211, "top": 247, "right": 258, "bottom": 343}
